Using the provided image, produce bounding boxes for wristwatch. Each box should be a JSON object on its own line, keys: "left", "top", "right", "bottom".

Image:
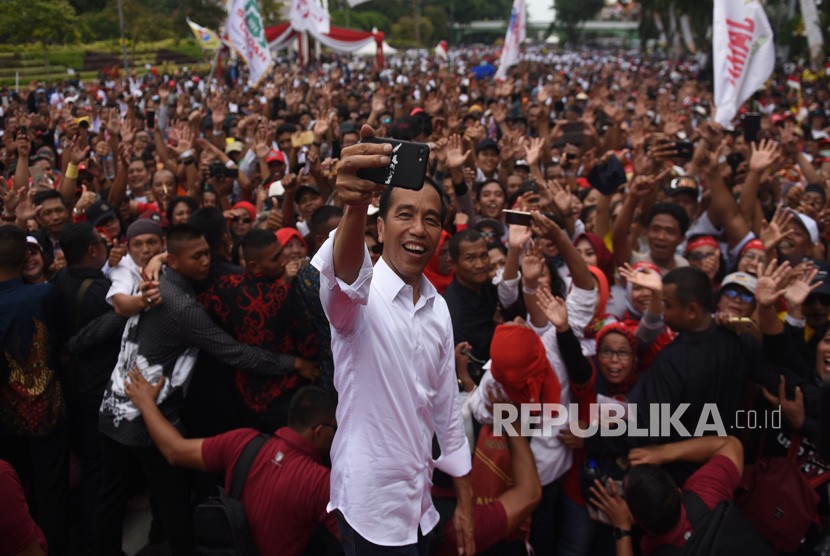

{"left": 613, "top": 528, "right": 632, "bottom": 540}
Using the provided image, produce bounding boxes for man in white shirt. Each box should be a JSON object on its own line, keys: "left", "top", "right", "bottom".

{"left": 311, "top": 125, "right": 475, "bottom": 555}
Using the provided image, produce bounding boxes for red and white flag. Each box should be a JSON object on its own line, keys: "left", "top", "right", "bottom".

{"left": 787, "top": 75, "right": 801, "bottom": 90}
{"left": 713, "top": 0, "right": 775, "bottom": 126}
{"left": 494, "top": 0, "right": 525, "bottom": 81}
{"left": 289, "top": 0, "right": 330, "bottom": 35}
{"left": 435, "top": 40, "right": 448, "bottom": 61}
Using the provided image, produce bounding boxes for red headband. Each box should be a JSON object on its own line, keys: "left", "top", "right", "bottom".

{"left": 740, "top": 238, "right": 764, "bottom": 258}
{"left": 686, "top": 236, "right": 719, "bottom": 254}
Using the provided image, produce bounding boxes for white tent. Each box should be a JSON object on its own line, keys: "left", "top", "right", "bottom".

{"left": 354, "top": 40, "right": 397, "bottom": 57}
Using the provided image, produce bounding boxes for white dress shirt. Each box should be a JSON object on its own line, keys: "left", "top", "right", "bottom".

{"left": 312, "top": 232, "right": 472, "bottom": 546}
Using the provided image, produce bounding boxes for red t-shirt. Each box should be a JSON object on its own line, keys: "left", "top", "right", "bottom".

{"left": 0, "top": 460, "right": 48, "bottom": 556}
{"left": 436, "top": 500, "right": 508, "bottom": 555}
{"left": 201, "top": 427, "right": 338, "bottom": 556}
{"left": 642, "top": 454, "right": 741, "bottom": 555}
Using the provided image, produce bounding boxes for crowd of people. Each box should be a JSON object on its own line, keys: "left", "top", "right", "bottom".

{"left": 0, "top": 45, "right": 830, "bottom": 556}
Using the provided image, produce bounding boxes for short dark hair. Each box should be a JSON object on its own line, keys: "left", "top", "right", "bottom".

{"left": 663, "top": 266, "right": 714, "bottom": 311}
{"left": 647, "top": 202, "right": 691, "bottom": 235}
{"left": 166, "top": 195, "right": 198, "bottom": 225}
{"left": 287, "top": 386, "right": 337, "bottom": 431}
{"left": 0, "top": 225, "right": 26, "bottom": 270}
{"left": 60, "top": 222, "right": 98, "bottom": 266}
{"left": 33, "top": 189, "right": 64, "bottom": 207}
{"left": 241, "top": 228, "right": 277, "bottom": 261}
{"left": 448, "top": 229, "right": 485, "bottom": 262}
{"left": 378, "top": 177, "right": 447, "bottom": 225}
{"left": 475, "top": 179, "right": 505, "bottom": 201}
{"left": 166, "top": 224, "right": 205, "bottom": 256}
{"left": 277, "top": 123, "right": 297, "bottom": 136}
{"left": 189, "top": 207, "right": 227, "bottom": 253}
{"left": 309, "top": 205, "right": 343, "bottom": 236}
{"left": 624, "top": 464, "right": 681, "bottom": 535}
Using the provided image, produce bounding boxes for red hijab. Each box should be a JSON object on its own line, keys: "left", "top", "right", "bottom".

{"left": 425, "top": 230, "right": 453, "bottom": 294}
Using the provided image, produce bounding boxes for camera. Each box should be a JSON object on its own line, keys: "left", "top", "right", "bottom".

{"left": 208, "top": 161, "right": 238, "bottom": 179}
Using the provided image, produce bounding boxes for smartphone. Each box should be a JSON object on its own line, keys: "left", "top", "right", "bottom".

{"left": 726, "top": 152, "right": 745, "bottom": 173}
{"left": 673, "top": 141, "right": 694, "bottom": 161}
{"left": 29, "top": 166, "right": 53, "bottom": 189}
{"left": 291, "top": 130, "right": 314, "bottom": 148}
{"left": 744, "top": 113, "right": 761, "bottom": 144}
{"left": 503, "top": 209, "right": 533, "bottom": 227}
{"left": 356, "top": 137, "right": 430, "bottom": 190}
{"left": 146, "top": 110, "right": 155, "bottom": 130}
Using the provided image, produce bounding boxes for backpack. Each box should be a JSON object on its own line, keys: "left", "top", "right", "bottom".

{"left": 193, "top": 433, "right": 270, "bottom": 556}
{"left": 735, "top": 434, "right": 830, "bottom": 553}
{"left": 652, "top": 491, "right": 774, "bottom": 556}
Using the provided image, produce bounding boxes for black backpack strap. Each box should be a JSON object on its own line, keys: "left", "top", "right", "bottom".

{"left": 228, "top": 433, "right": 270, "bottom": 499}
{"left": 681, "top": 490, "right": 712, "bottom": 528}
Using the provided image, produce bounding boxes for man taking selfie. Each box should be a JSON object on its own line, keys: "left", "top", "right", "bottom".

{"left": 312, "top": 125, "right": 475, "bottom": 556}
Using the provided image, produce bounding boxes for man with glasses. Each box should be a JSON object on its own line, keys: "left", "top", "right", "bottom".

{"left": 123, "top": 377, "right": 340, "bottom": 556}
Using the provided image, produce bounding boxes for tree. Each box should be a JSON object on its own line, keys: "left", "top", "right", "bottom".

{"left": 391, "top": 15, "right": 434, "bottom": 47}
{"left": 552, "top": 0, "right": 603, "bottom": 44}
{"left": 0, "top": 0, "right": 80, "bottom": 45}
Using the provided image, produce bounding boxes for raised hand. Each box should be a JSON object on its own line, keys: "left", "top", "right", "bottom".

{"left": 507, "top": 222, "right": 532, "bottom": 250}
{"left": 619, "top": 263, "right": 663, "bottom": 292}
{"left": 530, "top": 210, "right": 563, "bottom": 241}
{"left": 74, "top": 185, "right": 98, "bottom": 213}
{"left": 108, "top": 238, "right": 126, "bottom": 269}
{"left": 748, "top": 138, "right": 782, "bottom": 173}
{"left": 783, "top": 264, "right": 820, "bottom": 309}
{"left": 536, "top": 287, "right": 569, "bottom": 331}
{"left": 759, "top": 204, "right": 795, "bottom": 252}
{"left": 524, "top": 136, "right": 545, "bottom": 168}
{"left": 446, "top": 134, "right": 470, "bottom": 169}
{"left": 548, "top": 179, "right": 572, "bottom": 217}
{"left": 761, "top": 375, "right": 805, "bottom": 431}
{"left": 69, "top": 135, "right": 90, "bottom": 166}
{"left": 755, "top": 259, "right": 792, "bottom": 307}
{"left": 521, "top": 242, "right": 545, "bottom": 283}
{"left": 628, "top": 445, "right": 667, "bottom": 466}
{"left": 335, "top": 125, "right": 390, "bottom": 207}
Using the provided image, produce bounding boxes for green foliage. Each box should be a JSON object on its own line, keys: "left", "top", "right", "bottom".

{"left": 390, "top": 15, "right": 434, "bottom": 47}
{"left": 330, "top": 9, "right": 391, "bottom": 31}
{"left": 553, "top": 0, "right": 604, "bottom": 43}
{"left": 0, "top": 0, "right": 80, "bottom": 45}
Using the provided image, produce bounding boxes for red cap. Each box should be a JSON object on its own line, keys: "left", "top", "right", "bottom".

{"left": 275, "top": 227, "right": 307, "bottom": 248}
{"left": 410, "top": 107, "right": 425, "bottom": 116}
{"left": 266, "top": 150, "right": 286, "bottom": 164}
{"left": 490, "top": 325, "right": 561, "bottom": 405}
{"left": 231, "top": 201, "right": 256, "bottom": 221}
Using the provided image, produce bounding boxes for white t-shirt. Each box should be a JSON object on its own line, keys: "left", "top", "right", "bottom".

{"left": 106, "top": 254, "right": 141, "bottom": 305}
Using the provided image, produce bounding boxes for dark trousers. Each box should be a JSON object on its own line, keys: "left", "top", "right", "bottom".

{"left": 0, "top": 422, "right": 69, "bottom": 556}
{"left": 75, "top": 392, "right": 104, "bottom": 556}
{"left": 93, "top": 435, "right": 193, "bottom": 556}
{"left": 530, "top": 478, "right": 563, "bottom": 556}
{"left": 337, "top": 512, "right": 431, "bottom": 556}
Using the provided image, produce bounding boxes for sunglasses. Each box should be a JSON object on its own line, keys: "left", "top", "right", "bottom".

{"left": 230, "top": 216, "right": 252, "bottom": 224}
{"left": 722, "top": 288, "right": 754, "bottom": 303}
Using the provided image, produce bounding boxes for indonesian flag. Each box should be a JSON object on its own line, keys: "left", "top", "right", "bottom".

{"left": 186, "top": 18, "right": 221, "bottom": 51}
{"left": 825, "top": 61, "right": 830, "bottom": 76}
{"left": 435, "top": 40, "right": 448, "bottom": 61}
{"left": 787, "top": 75, "right": 801, "bottom": 90}
{"left": 712, "top": 0, "right": 775, "bottom": 126}
{"left": 494, "top": 0, "right": 525, "bottom": 81}
{"left": 227, "top": 0, "right": 273, "bottom": 87}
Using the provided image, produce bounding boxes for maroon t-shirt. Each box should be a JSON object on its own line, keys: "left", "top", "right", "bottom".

{"left": 202, "top": 427, "right": 338, "bottom": 556}
{"left": 0, "top": 460, "right": 47, "bottom": 555}
{"left": 642, "top": 455, "right": 741, "bottom": 555}
{"left": 437, "top": 500, "right": 509, "bottom": 555}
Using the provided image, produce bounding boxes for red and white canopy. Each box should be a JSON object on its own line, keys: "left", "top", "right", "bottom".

{"left": 265, "top": 22, "right": 385, "bottom": 67}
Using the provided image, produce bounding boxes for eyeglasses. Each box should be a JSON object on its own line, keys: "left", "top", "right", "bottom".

{"left": 230, "top": 216, "right": 252, "bottom": 224}
{"left": 598, "top": 348, "right": 632, "bottom": 361}
{"left": 722, "top": 288, "right": 754, "bottom": 303}
{"left": 688, "top": 251, "right": 717, "bottom": 262}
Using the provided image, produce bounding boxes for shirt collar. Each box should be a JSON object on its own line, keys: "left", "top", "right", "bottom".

{"left": 373, "top": 256, "right": 437, "bottom": 307}
{"left": 275, "top": 426, "right": 323, "bottom": 464}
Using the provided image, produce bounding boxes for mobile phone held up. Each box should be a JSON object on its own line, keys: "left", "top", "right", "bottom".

{"left": 503, "top": 209, "right": 533, "bottom": 227}
{"left": 356, "top": 137, "right": 429, "bottom": 190}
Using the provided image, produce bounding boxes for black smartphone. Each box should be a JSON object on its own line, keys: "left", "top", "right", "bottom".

{"left": 744, "top": 113, "right": 761, "bottom": 144}
{"left": 503, "top": 209, "right": 532, "bottom": 227}
{"left": 561, "top": 122, "right": 585, "bottom": 146}
{"left": 146, "top": 109, "right": 155, "bottom": 130}
{"left": 673, "top": 141, "right": 694, "bottom": 161}
{"left": 726, "top": 152, "right": 744, "bottom": 172}
{"left": 356, "top": 137, "right": 429, "bottom": 190}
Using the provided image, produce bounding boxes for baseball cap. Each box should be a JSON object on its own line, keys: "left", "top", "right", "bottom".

{"left": 85, "top": 200, "right": 116, "bottom": 227}
{"left": 138, "top": 211, "right": 170, "bottom": 230}
{"left": 295, "top": 185, "right": 321, "bottom": 203}
{"left": 275, "top": 227, "right": 307, "bottom": 249}
{"left": 266, "top": 150, "right": 286, "bottom": 165}
{"left": 26, "top": 235, "right": 43, "bottom": 252}
{"left": 472, "top": 218, "right": 505, "bottom": 238}
{"left": 225, "top": 141, "right": 245, "bottom": 155}
{"left": 720, "top": 272, "right": 758, "bottom": 293}
{"left": 790, "top": 210, "right": 820, "bottom": 243}
{"left": 667, "top": 176, "right": 701, "bottom": 198}
{"left": 476, "top": 138, "right": 500, "bottom": 154}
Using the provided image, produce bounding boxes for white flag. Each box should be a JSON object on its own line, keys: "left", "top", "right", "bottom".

{"left": 227, "top": 0, "right": 273, "bottom": 87}
{"left": 798, "top": 0, "right": 824, "bottom": 67}
{"left": 494, "top": 0, "right": 525, "bottom": 80}
{"left": 712, "top": 0, "right": 775, "bottom": 126}
{"left": 290, "top": 0, "right": 330, "bottom": 35}
{"left": 346, "top": 0, "right": 371, "bottom": 6}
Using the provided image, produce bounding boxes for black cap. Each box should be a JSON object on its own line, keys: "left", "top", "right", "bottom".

{"left": 85, "top": 200, "right": 116, "bottom": 227}
{"left": 389, "top": 116, "right": 423, "bottom": 141}
{"left": 295, "top": 185, "right": 321, "bottom": 202}
{"left": 476, "top": 138, "right": 500, "bottom": 154}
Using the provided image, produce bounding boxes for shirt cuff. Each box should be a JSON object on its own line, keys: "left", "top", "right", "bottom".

{"left": 434, "top": 442, "right": 472, "bottom": 478}
{"left": 311, "top": 229, "right": 373, "bottom": 304}
{"left": 785, "top": 313, "right": 806, "bottom": 328}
